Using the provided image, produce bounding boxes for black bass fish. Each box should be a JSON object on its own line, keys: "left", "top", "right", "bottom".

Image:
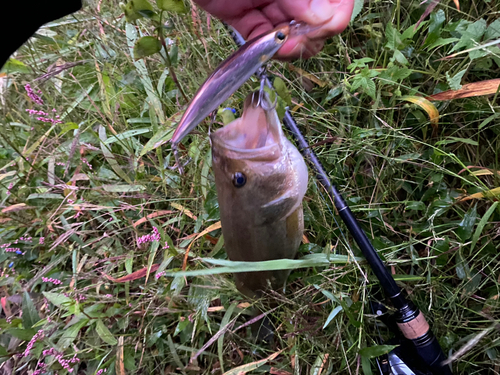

{"left": 210, "top": 92, "right": 308, "bottom": 297}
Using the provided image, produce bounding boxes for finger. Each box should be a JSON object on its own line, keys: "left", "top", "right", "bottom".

{"left": 277, "top": 0, "right": 335, "bottom": 25}
{"left": 306, "top": 0, "right": 355, "bottom": 39}
{"left": 228, "top": 9, "right": 274, "bottom": 41}
{"left": 275, "top": 36, "right": 324, "bottom": 60}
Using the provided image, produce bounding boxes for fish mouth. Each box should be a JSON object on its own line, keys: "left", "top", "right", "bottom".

{"left": 211, "top": 91, "right": 283, "bottom": 156}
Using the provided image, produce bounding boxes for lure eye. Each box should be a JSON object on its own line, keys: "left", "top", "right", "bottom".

{"left": 232, "top": 172, "right": 247, "bottom": 188}
{"left": 276, "top": 31, "right": 286, "bottom": 42}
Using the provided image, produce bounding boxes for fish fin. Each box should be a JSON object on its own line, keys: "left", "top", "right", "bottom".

{"left": 257, "top": 189, "right": 301, "bottom": 226}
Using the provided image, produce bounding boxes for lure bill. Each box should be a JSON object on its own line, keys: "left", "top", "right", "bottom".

{"left": 170, "top": 21, "right": 318, "bottom": 148}
{"left": 210, "top": 91, "right": 308, "bottom": 297}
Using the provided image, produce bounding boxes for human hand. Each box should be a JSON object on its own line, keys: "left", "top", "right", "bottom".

{"left": 193, "top": 0, "right": 354, "bottom": 59}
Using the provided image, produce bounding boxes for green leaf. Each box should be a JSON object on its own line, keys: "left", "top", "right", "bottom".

{"left": 43, "top": 291, "right": 72, "bottom": 307}
{"left": 385, "top": 23, "right": 400, "bottom": 50}
{"left": 133, "top": 36, "right": 162, "bottom": 60}
{"left": 104, "top": 128, "right": 151, "bottom": 144}
{"left": 456, "top": 205, "right": 477, "bottom": 242}
{"left": 139, "top": 127, "right": 173, "bottom": 156}
{"left": 102, "top": 184, "right": 145, "bottom": 193}
{"left": 274, "top": 77, "right": 292, "bottom": 106}
{"left": 1, "top": 58, "right": 31, "bottom": 74}
{"left": 359, "top": 345, "right": 398, "bottom": 359}
{"left": 27, "top": 193, "right": 64, "bottom": 200}
{"left": 392, "top": 50, "right": 408, "bottom": 65}
{"left": 122, "top": 0, "right": 154, "bottom": 22}
{"left": 220, "top": 108, "right": 235, "bottom": 125}
{"left": 323, "top": 305, "right": 342, "bottom": 329}
{"left": 450, "top": 19, "right": 487, "bottom": 60}
{"left": 22, "top": 292, "right": 40, "bottom": 329}
{"left": 485, "top": 19, "right": 500, "bottom": 40}
{"left": 436, "top": 137, "right": 479, "bottom": 146}
{"left": 58, "top": 319, "right": 89, "bottom": 349}
{"left": 406, "top": 201, "right": 426, "bottom": 211}
{"left": 471, "top": 202, "right": 498, "bottom": 252}
{"left": 96, "top": 319, "right": 118, "bottom": 345}
{"left": 379, "top": 65, "right": 412, "bottom": 82}
{"left": 446, "top": 68, "right": 467, "bottom": 90}
{"left": 5, "top": 328, "right": 36, "bottom": 341}
{"left": 162, "top": 254, "right": 359, "bottom": 278}
{"left": 350, "top": 0, "right": 363, "bottom": 21}
{"left": 0, "top": 346, "right": 8, "bottom": 357}
{"left": 218, "top": 302, "right": 238, "bottom": 373}
{"left": 99, "top": 125, "right": 133, "bottom": 183}
{"left": 126, "top": 24, "right": 166, "bottom": 125}
{"left": 156, "top": 0, "right": 186, "bottom": 12}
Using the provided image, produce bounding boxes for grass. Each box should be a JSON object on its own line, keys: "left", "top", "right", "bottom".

{"left": 0, "top": 0, "right": 499, "bottom": 374}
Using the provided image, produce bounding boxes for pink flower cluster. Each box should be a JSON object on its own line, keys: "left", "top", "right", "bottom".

{"left": 81, "top": 157, "right": 92, "bottom": 170}
{"left": 32, "top": 362, "right": 48, "bottom": 375}
{"left": 82, "top": 143, "right": 99, "bottom": 151}
{"left": 6, "top": 182, "right": 13, "bottom": 196}
{"left": 42, "top": 277, "right": 62, "bottom": 285}
{"left": 96, "top": 369, "right": 107, "bottom": 375}
{"left": 76, "top": 294, "right": 86, "bottom": 302}
{"left": 22, "top": 330, "right": 44, "bottom": 357}
{"left": 19, "top": 235, "right": 32, "bottom": 242}
{"left": 137, "top": 227, "right": 160, "bottom": 246}
{"left": 24, "top": 84, "right": 44, "bottom": 105}
{"left": 39, "top": 237, "right": 45, "bottom": 245}
{"left": 4, "top": 247, "right": 21, "bottom": 253}
{"left": 155, "top": 271, "right": 166, "bottom": 279}
{"left": 25, "top": 109, "right": 62, "bottom": 124}
{"left": 42, "top": 348, "right": 80, "bottom": 372}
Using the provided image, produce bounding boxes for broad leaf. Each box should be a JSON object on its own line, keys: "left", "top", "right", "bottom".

{"left": 22, "top": 292, "right": 40, "bottom": 329}
{"left": 133, "top": 36, "right": 162, "bottom": 60}
{"left": 156, "top": 0, "right": 186, "bottom": 12}
{"left": 58, "top": 319, "right": 89, "bottom": 349}
{"left": 359, "top": 345, "right": 398, "bottom": 359}
{"left": 96, "top": 319, "right": 118, "bottom": 345}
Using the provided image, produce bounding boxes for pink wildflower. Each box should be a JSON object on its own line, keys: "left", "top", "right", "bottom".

{"left": 24, "top": 84, "right": 44, "bottom": 105}
{"left": 6, "top": 182, "right": 13, "bottom": 195}
{"left": 22, "top": 329, "right": 44, "bottom": 357}
{"left": 137, "top": 227, "right": 160, "bottom": 246}
{"left": 42, "top": 277, "right": 62, "bottom": 285}
{"left": 96, "top": 369, "right": 107, "bottom": 375}
{"left": 82, "top": 143, "right": 99, "bottom": 151}
{"left": 81, "top": 157, "right": 92, "bottom": 170}
{"left": 155, "top": 271, "right": 166, "bottom": 279}
{"left": 5, "top": 247, "right": 20, "bottom": 253}
{"left": 43, "top": 348, "right": 80, "bottom": 372}
{"left": 39, "top": 237, "right": 45, "bottom": 245}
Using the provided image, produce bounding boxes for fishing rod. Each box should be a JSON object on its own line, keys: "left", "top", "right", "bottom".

{"left": 224, "top": 24, "right": 452, "bottom": 375}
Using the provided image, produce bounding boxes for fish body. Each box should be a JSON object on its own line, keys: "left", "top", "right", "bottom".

{"left": 170, "top": 21, "right": 318, "bottom": 147}
{"left": 210, "top": 92, "right": 308, "bottom": 297}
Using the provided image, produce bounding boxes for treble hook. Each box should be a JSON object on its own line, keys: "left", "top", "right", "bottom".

{"left": 168, "top": 145, "right": 191, "bottom": 175}
{"left": 256, "top": 66, "right": 278, "bottom": 110}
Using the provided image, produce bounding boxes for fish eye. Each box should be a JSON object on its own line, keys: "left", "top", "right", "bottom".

{"left": 232, "top": 172, "right": 247, "bottom": 188}
{"left": 276, "top": 31, "right": 286, "bottom": 41}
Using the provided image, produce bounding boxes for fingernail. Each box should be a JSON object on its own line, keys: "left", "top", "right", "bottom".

{"left": 308, "top": 0, "right": 335, "bottom": 23}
